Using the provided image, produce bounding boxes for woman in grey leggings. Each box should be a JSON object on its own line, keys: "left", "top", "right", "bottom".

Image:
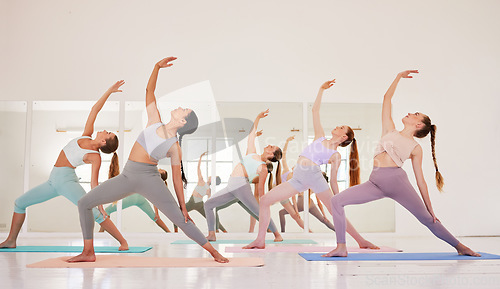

{"left": 68, "top": 57, "right": 228, "bottom": 263}
{"left": 204, "top": 110, "right": 283, "bottom": 242}
{"left": 326, "top": 70, "right": 479, "bottom": 257}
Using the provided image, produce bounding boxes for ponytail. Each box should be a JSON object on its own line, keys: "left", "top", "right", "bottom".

{"left": 267, "top": 147, "right": 282, "bottom": 191}
{"left": 108, "top": 152, "right": 120, "bottom": 179}
{"left": 348, "top": 138, "right": 360, "bottom": 187}
{"left": 341, "top": 126, "right": 360, "bottom": 187}
{"left": 108, "top": 152, "right": 120, "bottom": 205}
{"left": 178, "top": 134, "right": 188, "bottom": 189}
{"left": 177, "top": 110, "right": 199, "bottom": 189}
{"left": 415, "top": 116, "right": 444, "bottom": 192}
{"left": 430, "top": 125, "right": 444, "bottom": 192}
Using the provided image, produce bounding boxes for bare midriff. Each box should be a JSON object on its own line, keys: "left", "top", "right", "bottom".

{"left": 296, "top": 156, "right": 318, "bottom": 166}
{"left": 128, "top": 141, "right": 158, "bottom": 165}
{"left": 373, "top": 152, "right": 399, "bottom": 167}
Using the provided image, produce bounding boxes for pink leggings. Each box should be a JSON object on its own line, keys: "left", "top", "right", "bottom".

{"left": 330, "top": 167, "right": 459, "bottom": 247}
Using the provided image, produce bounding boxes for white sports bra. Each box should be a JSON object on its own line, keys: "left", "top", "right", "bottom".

{"left": 62, "top": 136, "right": 99, "bottom": 167}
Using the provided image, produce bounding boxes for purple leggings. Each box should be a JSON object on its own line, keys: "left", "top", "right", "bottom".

{"left": 330, "top": 167, "right": 459, "bottom": 247}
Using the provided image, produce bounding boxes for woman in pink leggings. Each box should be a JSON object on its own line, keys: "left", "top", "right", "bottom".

{"left": 325, "top": 70, "right": 480, "bottom": 257}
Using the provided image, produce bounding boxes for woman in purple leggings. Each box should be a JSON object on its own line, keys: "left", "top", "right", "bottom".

{"left": 325, "top": 70, "right": 480, "bottom": 257}
{"left": 244, "top": 79, "right": 378, "bottom": 249}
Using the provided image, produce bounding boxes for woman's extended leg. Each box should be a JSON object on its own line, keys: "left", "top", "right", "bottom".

{"left": 316, "top": 188, "right": 379, "bottom": 249}
{"left": 279, "top": 202, "right": 307, "bottom": 232}
{"left": 62, "top": 179, "right": 128, "bottom": 250}
{"left": 204, "top": 187, "right": 236, "bottom": 241}
{"left": 308, "top": 204, "right": 335, "bottom": 231}
{"left": 243, "top": 182, "right": 299, "bottom": 249}
{"left": 232, "top": 185, "right": 283, "bottom": 242}
{"left": 68, "top": 174, "right": 134, "bottom": 262}
{"left": 0, "top": 181, "right": 57, "bottom": 248}
{"left": 323, "top": 181, "right": 385, "bottom": 257}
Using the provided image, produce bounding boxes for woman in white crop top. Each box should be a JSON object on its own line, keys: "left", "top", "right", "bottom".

{"left": 0, "top": 81, "right": 128, "bottom": 250}
{"left": 245, "top": 80, "right": 377, "bottom": 250}
{"left": 326, "top": 70, "right": 479, "bottom": 257}
{"left": 69, "top": 57, "right": 228, "bottom": 263}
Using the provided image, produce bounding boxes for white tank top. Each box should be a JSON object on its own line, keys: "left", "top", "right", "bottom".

{"left": 62, "top": 136, "right": 100, "bottom": 167}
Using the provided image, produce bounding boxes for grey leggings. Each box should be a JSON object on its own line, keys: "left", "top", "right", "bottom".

{"left": 279, "top": 194, "right": 335, "bottom": 232}
{"left": 204, "top": 176, "right": 278, "bottom": 232}
{"left": 330, "top": 167, "right": 459, "bottom": 246}
{"left": 78, "top": 160, "right": 207, "bottom": 246}
{"left": 173, "top": 196, "right": 227, "bottom": 232}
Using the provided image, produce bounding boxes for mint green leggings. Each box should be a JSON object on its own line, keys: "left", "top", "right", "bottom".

{"left": 104, "top": 194, "right": 156, "bottom": 220}
{"left": 14, "top": 166, "right": 105, "bottom": 223}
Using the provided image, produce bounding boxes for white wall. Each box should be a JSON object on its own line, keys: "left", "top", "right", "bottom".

{"left": 1, "top": 0, "right": 499, "bottom": 236}
{"left": 0, "top": 103, "right": 27, "bottom": 231}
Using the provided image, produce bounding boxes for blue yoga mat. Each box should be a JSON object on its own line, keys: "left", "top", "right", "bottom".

{"left": 299, "top": 252, "right": 500, "bottom": 261}
{"left": 0, "top": 246, "right": 152, "bottom": 253}
{"left": 172, "top": 239, "right": 317, "bottom": 245}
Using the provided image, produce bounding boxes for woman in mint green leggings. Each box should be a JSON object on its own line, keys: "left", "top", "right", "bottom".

{"left": 0, "top": 81, "right": 128, "bottom": 250}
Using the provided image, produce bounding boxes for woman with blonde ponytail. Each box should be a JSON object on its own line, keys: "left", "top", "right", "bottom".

{"left": 244, "top": 80, "right": 378, "bottom": 249}
{"left": 0, "top": 81, "right": 128, "bottom": 250}
{"left": 326, "top": 70, "right": 479, "bottom": 257}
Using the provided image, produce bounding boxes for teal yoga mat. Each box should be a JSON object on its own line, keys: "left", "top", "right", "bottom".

{"left": 299, "top": 252, "right": 500, "bottom": 261}
{"left": 0, "top": 246, "right": 152, "bottom": 253}
{"left": 172, "top": 239, "right": 317, "bottom": 245}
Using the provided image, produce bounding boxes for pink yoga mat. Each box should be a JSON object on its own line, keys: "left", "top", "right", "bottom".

{"left": 225, "top": 245, "right": 402, "bottom": 253}
{"left": 27, "top": 255, "right": 264, "bottom": 268}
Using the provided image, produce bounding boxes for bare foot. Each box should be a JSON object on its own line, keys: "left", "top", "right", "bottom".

{"left": 206, "top": 232, "right": 216, "bottom": 242}
{"left": 211, "top": 251, "right": 229, "bottom": 263}
{"left": 322, "top": 246, "right": 348, "bottom": 257}
{"left": 358, "top": 239, "right": 380, "bottom": 250}
{"left": 66, "top": 252, "right": 97, "bottom": 263}
{"left": 456, "top": 243, "right": 481, "bottom": 257}
{"left": 274, "top": 236, "right": 283, "bottom": 242}
{"left": 0, "top": 240, "right": 16, "bottom": 249}
{"left": 242, "top": 240, "right": 265, "bottom": 249}
{"left": 119, "top": 242, "right": 129, "bottom": 251}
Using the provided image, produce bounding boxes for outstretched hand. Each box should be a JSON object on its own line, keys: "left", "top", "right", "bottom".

{"left": 320, "top": 79, "right": 336, "bottom": 90}
{"left": 108, "top": 80, "right": 125, "bottom": 94}
{"left": 257, "top": 109, "right": 269, "bottom": 119}
{"left": 398, "top": 70, "right": 419, "bottom": 78}
{"left": 157, "top": 57, "right": 177, "bottom": 68}
{"left": 256, "top": 130, "right": 263, "bottom": 137}
{"left": 201, "top": 151, "right": 208, "bottom": 157}
{"left": 286, "top": 135, "right": 295, "bottom": 142}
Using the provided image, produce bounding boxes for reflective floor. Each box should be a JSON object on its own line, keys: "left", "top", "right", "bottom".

{"left": 1, "top": 232, "right": 499, "bottom": 289}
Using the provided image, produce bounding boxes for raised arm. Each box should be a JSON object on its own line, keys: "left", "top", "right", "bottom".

{"left": 246, "top": 110, "right": 268, "bottom": 155}
{"left": 282, "top": 136, "right": 294, "bottom": 173}
{"left": 145, "top": 57, "right": 177, "bottom": 127}
{"left": 197, "top": 152, "right": 207, "bottom": 185}
{"left": 82, "top": 80, "right": 124, "bottom": 137}
{"left": 312, "top": 80, "right": 335, "bottom": 140}
{"left": 410, "top": 145, "right": 439, "bottom": 223}
{"left": 381, "top": 70, "right": 419, "bottom": 135}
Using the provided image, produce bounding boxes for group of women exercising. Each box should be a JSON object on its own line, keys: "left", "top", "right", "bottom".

{"left": 0, "top": 57, "right": 480, "bottom": 263}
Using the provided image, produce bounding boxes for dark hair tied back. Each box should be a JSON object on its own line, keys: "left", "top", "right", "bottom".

{"left": 177, "top": 111, "right": 199, "bottom": 188}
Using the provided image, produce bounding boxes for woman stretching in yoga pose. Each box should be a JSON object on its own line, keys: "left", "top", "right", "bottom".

{"left": 204, "top": 110, "right": 283, "bottom": 242}
{"left": 0, "top": 81, "right": 128, "bottom": 250}
{"left": 325, "top": 70, "right": 479, "bottom": 257}
{"left": 244, "top": 80, "right": 377, "bottom": 249}
{"left": 68, "top": 57, "right": 228, "bottom": 263}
